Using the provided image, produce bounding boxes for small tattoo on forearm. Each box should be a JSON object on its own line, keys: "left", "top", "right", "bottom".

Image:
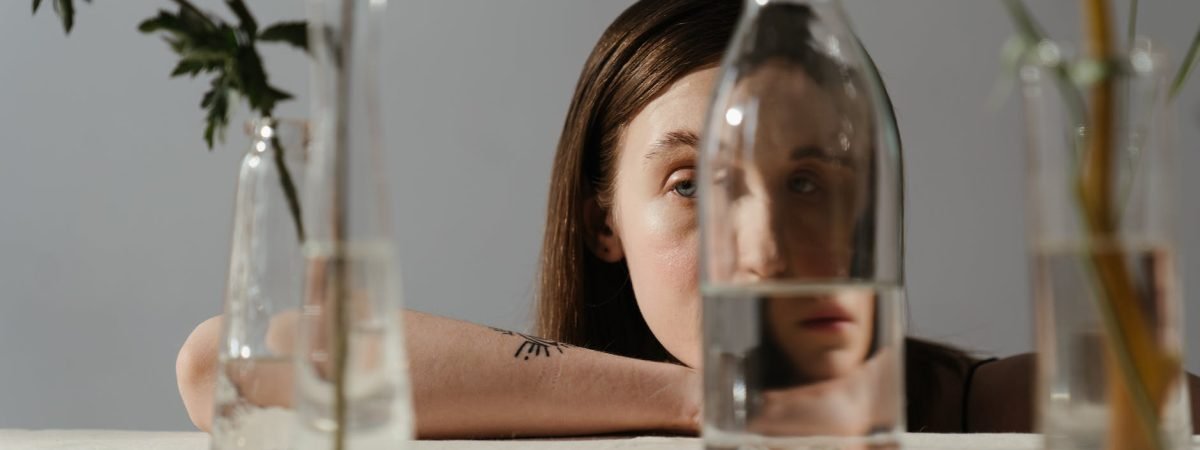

{"left": 491, "top": 328, "right": 571, "bottom": 360}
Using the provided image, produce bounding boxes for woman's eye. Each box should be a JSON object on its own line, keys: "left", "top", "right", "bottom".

{"left": 787, "top": 173, "right": 819, "bottom": 194}
{"left": 672, "top": 179, "right": 697, "bottom": 198}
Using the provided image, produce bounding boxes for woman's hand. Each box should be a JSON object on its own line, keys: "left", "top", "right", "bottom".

{"left": 748, "top": 348, "right": 899, "bottom": 437}
{"left": 665, "top": 365, "right": 702, "bottom": 435}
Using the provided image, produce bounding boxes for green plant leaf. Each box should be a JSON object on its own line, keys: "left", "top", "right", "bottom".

{"left": 234, "top": 48, "right": 271, "bottom": 111}
{"left": 52, "top": 0, "right": 75, "bottom": 33}
{"left": 144, "top": 1, "right": 219, "bottom": 41}
{"left": 138, "top": 11, "right": 185, "bottom": 34}
{"left": 170, "top": 55, "right": 225, "bottom": 78}
{"left": 224, "top": 0, "right": 257, "bottom": 36}
{"left": 169, "top": 0, "right": 212, "bottom": 27}
{"left": 266, "top": 86, "right": 294, "bottom": 104}
{"left": 1170, "top": 26, "right": 1200, "bottom": 99}
{"left": 259, "top": 22, "right": 308, "bottom": 52}
{"left": 201, "top": 75, "right": 231, "bottom": 149}
{"left": 32, "top": 0, "right": 87, "bottom": 34}
{"left": 1001, "top": 0, "right": 1049, "bottom": 41}
{"left": 171, "top": 59, "right": 206, "bottom": 78}
{"left": 181, "top": 48, "right": 232, "bottom": 63}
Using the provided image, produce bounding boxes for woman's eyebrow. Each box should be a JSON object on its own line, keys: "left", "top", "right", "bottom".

{"left": 644, "top": 129, "right": 699, "bottom": 165}
{"left": 790, "top": 145, "right": 852, "bottom": 167}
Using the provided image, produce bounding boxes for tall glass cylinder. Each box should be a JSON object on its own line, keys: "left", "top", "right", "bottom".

{"left": 1021, "top": 43, "right": 1191, "bottom": 450}
{"left": 294, "top": 0, "right": 413, "bottom": 449}
{"left": 699, "top": 0, "right": 904, "bottom": 448}
{"left": 211, "top": 119, "right": 308, "bottom": 450}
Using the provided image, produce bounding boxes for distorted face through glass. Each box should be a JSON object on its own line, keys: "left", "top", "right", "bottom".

{"left": 706, "top": 57, "right": 878, "bottom": 386}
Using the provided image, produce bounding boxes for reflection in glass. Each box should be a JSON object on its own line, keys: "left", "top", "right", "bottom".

{"left": 700, "top": 1, "right": 904, "bottom": 448}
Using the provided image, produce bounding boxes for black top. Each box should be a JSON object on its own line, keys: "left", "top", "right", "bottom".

{"left": 904, "top": 338, "right": 994, "bottom": 433}
{"left": 960, "top": 357, "right": 998, "bottom": 432}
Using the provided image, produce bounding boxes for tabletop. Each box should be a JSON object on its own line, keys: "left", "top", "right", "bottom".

{"left": 2, "top": 430, "right": 1199, "bottom": 450}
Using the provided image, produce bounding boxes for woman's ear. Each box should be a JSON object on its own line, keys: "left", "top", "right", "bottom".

{"left": 583, "top": 195, "right": 625, "bottom": 263}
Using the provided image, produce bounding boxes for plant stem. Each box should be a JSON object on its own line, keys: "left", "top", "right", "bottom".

{"left": 331, "top": 1, "right": 355, "bottom": 449}
{"left": 1170, "top": 25, "right": 1200, "bottom": 99}
{"left": 1081, "top": 3, "right": 1116, "bottom": 214}
{"left": 1079, "top": 1, "right": 1174, "bottom": 449}
{"left": 1126, "top": 0, "right": 1139, "bottom": 50}
{"left": 269, "top": 131, "right": 306, "bottom": 244}
{"left": 1001, "top": 0, "right": 1088, "bottom": 128}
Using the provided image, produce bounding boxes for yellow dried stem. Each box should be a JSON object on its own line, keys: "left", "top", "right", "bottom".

{"left": 1079, "top": 1, "right": 1178, "bottom": 449}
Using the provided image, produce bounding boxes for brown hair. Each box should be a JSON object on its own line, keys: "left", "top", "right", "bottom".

{"left": 534, "top": 0, "right": 740, "bottom": 360}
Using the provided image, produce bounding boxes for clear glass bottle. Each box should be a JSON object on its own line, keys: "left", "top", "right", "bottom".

{"left": 698, "top": 1, "right": 904, "bottom": 448}
{"left": 294, "top": 0, "right": 413, "bottom": 449}
{"left": 1022, "top": 42, "right": 1192, "bottom": 450}
{"left": 211, "top": 119, "right": 309, "bottom": 450}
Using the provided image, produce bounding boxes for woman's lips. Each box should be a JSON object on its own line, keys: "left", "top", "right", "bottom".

{"left": 797, "top": 306, "right": 854, "bottom": 332}
{"left": 799, "top": 317, "right": 853, "bottom": 332}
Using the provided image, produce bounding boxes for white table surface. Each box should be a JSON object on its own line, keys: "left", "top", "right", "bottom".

{"left": 1, "top": 430, "right": 1198, "bottom": 450}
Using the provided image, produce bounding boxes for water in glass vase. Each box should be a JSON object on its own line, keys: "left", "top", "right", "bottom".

{"left": 211, "top": 356, "right": 296, "bottom": 450}
{"left": 1035, "top": 244, "right": 1192, "bottom": 450}
{"left": 702, "top": 282, "right": 904, "bottom": 450}
{"left": 293, "top": 242, "right": 413, "bottom": 450}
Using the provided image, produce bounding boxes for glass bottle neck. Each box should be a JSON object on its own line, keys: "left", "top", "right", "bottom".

{"left": 245, "top": 118, "right": 308, "bottom": 162}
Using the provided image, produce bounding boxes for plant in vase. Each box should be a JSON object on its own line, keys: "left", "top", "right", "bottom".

{"left": 1003, "top": 1, "right": 1200, "bottom": 449}
{"left": 35, "top": 0, "right": 309, "bottom": 242}
{"left": 137, "top": 0, "right": 309, "bottom": 243}
{"left": 33, "top": 2, "right": 397, "bottom": 448}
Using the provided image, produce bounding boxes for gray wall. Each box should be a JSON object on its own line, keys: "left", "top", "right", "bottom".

{"left": 0, "top": 0, "right": 1196, "bottom": 431}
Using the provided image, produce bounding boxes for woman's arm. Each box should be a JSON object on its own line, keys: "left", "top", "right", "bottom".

{"left": 175, "top": 310, "right": 700, "bottom": 438}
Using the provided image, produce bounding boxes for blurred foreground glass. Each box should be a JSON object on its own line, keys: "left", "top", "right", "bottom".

{"left": 293, "top": 0, "right": 412, "bottom": 449}
{"left": 211, "top": 119, "right": 308, "bottom": 450}
{"left": 699, "top": 1, "right": 904, "bottom": 449}
{"left": 1021, "top": 43, "right": 1192, "bottom": 450}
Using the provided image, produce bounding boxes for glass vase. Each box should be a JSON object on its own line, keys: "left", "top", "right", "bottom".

{"left": 293, "top": 0, "right": 413, "bottom": 449}
{"left": 1021, "top": 42, "right": 1192, "bottom": 450}
{"left": 211, "top": 118, "right": 309, "bottom": 450}
{"left": 699, "top": 0, "right": 905, "bottom": 449}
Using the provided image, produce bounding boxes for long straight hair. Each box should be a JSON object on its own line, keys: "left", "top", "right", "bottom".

{"left": 535, "top": 0, "right": 739, "bottom": 360}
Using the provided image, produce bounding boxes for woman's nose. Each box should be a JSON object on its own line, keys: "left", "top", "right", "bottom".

{"left": 744, "top": 241, "right": 788, "bottom": 281}
{"left": 736, "top": 199, "right": 789, "bottom": 281}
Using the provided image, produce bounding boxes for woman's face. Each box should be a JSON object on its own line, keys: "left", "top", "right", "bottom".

{"left": 603, "top": 65, "right": 874, "bottom": 377}
{"left": 604, "top": 69, "right": 715, "bottom": 367}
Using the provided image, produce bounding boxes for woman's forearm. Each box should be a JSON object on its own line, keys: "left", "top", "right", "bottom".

{"left": 403, "top": 310, "right": 697, "bottom": 438}
{"left": 175, "top": 310, "right": 699, "bottom": 438}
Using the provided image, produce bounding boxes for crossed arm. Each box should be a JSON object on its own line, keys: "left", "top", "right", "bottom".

{"left": 175, "top": 310, "right": 700, "bottom": 438}
{"left": 178, "top": 312, "right": 1200, "bottom": 437}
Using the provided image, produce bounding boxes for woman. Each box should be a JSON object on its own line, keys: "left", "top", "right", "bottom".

{"left": 176, "top": 0, "right": 1199, "bottom": 437}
